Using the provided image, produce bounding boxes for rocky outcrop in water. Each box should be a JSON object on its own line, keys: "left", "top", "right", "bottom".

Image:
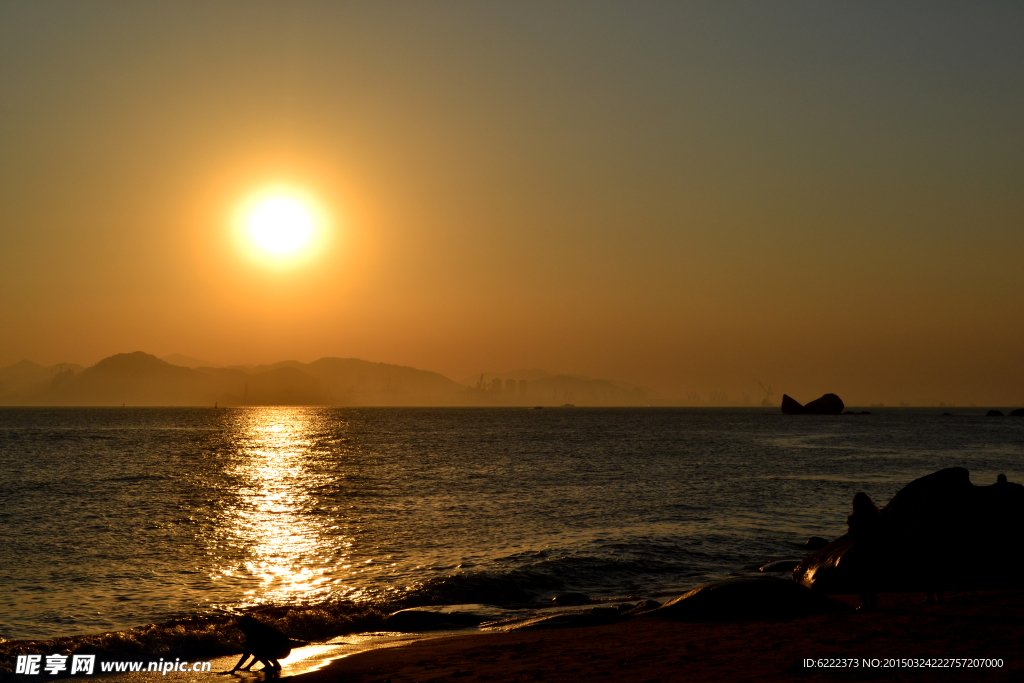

{"left": 793, "top": 468, "right": 1024, "bottom": 594}
{"left": 781, "top": 393, "right": 845, "bottom": 415}
{"left": 987, "top": 409, "right": 1005, "bottom": 417}
{"left": 1011, "top": 408, "right": 1024, "bottom": 417}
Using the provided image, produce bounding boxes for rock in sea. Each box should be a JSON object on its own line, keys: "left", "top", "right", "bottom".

{"left": 794, "top": 467, "right": 1024, "bottom": 594}
{"left": 781, "top": 393, "right": 845, "bottom": 415}
{"left": 805, "top": 536, "right": 830, "bottom": 551}
{"left": 551, "top": 592, "right": 590, "bottom": 606}
{"left": 987, "top": 409, "right": 1005, "bottom": 417}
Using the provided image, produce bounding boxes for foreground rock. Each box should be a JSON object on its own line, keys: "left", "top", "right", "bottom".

{"left": 646, "top": 576, "right": 849, "bottom": 621}
{"left": 781, "top": 393, "right": 844, "bottom": 415}
{"left": 385, "top": 605, "right": 518, "bottom": 631}
{"left": 758, "top": 560, "right": 801, "bottom": 573}
{"left": 1011, "top": 408, "right": 1024, "bottom": 417}
{"left": 794, "top": 467, "right": 1024, "bottom": 594}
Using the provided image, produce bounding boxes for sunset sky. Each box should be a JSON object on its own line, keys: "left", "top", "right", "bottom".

{"left": 1, "top": 2, "right": 1021, "bottom": 406}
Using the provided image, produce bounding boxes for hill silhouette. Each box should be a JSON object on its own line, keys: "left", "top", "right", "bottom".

{"left": 0, "top": 352, "right": 650, "bottom": 407}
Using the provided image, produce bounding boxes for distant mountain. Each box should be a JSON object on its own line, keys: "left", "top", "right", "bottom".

{"left": 39, "top": 352, "right": 224, "bottom": 406}
{"left": 458, "top": 369, "right": 555, "bottom": 385}
{"left": 0, "top": 353, "right": 649, "bottom": 406}
{"left": 0, "top": 359, "right": 85, "bottom": 401}
{"left": 161, "top": 353, "right": 221, "bottom": 368}
{"left": 0, "top": 353, "right": 468, "bottom": 406}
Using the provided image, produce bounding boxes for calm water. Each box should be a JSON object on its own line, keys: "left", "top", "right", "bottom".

{"left": 2, "top": 407, "right": 1022, "bottom": 640}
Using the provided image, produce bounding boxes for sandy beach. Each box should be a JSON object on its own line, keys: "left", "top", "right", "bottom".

{"left": 293, "top": 591, "right": 1024, "bottom": 682}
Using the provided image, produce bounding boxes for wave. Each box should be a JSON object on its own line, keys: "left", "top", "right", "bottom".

{"left": 0, "top": 603, "right": 386, "bottom": 683}
{"left": 0, "top": 544, "right": 729, "bottom": 681}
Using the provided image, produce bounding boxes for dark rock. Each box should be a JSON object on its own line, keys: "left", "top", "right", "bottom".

{"left": 1011, "top": 409, "right": 1024, "bottom": 417}
{"left": 645, "top": 576, "right": 849, "bottom": 621}
{"left": 759, "top": 559, "right": 801, "bottom": 573}
{"left": 781, "top": 393, "right": 844, "bottom": 415}
{"left": 384, "top": 608, "right": 489, "bottom": 632}
{"left": 987, "top": 409, "right": 1005, "bottom": 417}
{"left": 781, "top": 394, "right": 804, "bottom": 414}
{"left": 794, "top": 467, "right": 1024, "bottom": 594}
{"left": 941, "top": 412, "right": 953, "bottom": 416}
{"left": 804, "top": 536, "right": 829, "bottom": 551}
{"left": 551, "top": 592, "right": 590, "bottom": 606}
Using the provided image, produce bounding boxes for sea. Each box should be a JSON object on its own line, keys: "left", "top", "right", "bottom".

{"left": 2, "top": 406, "right": 1022, "bottom": 648}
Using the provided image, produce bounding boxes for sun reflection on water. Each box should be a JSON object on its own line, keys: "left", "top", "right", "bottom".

{"left": 216, "top": 408, "right": 342, "bottom": 606}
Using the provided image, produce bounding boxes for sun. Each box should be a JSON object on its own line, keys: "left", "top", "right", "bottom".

{"left": 234, "top": 186, "right": 329, "bottom": 267}
{"left": 248, "top": 197, "right": 314, "bottom": 256}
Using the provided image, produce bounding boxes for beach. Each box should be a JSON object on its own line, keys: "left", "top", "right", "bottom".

{"left": 296, "top": 592, "right": 1024, "bottom": 682}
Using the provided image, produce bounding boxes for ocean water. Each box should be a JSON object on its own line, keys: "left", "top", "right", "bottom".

{"left": 2, "top": 406, "right": 1022, "bottom": 642}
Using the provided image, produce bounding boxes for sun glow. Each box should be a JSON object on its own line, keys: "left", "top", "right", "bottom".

{"left": 249, "top": 198, "right": 314, "bottom": 255}
{"left": 234, "top": 186, "right": 330, "bottom": 267}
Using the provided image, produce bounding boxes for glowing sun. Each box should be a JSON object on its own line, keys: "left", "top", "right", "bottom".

{"left": 234, "top": 187, "right": 329, "bottom": 267}
{"left": 248, "top": 197, "right": 314, "bottom": 255}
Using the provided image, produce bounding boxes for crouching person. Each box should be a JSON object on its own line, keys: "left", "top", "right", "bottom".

{"left": 230, "top": 615, "right": 292, "bottom": 677}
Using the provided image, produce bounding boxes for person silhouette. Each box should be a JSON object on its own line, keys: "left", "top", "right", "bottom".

{"left": 229, "top": 616, "right": 293, "bottom": 677}
{"left": 847, "top": 492, "right": 882, "bottom": 611}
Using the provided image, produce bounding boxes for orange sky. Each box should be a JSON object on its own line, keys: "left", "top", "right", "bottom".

{"left": 1, "top": 3, "right": 1022, "bottom": 405}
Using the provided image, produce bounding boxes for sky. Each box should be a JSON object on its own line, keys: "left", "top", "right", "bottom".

{"left": 1, "top": 1, "right": 1022, "bottom": 406}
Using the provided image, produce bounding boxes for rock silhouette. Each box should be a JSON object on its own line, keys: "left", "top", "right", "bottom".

{"left": 781, "top": 393, "right": 844, "bottom": 415}
{"left": 804, "top": 536, "right": 830, "bottom": 551}
{"left": 759, "top": 560, "right": 801, "bottom": 573}
{"left": 987, "top": 409, "right": 1005, "bottom": 417}
{"left": 648, "top": 576, "right": 849, "bottom": 621}
{"left": 794, "top": 468, "right": 1024, "bottom": 594}
{"left": 1011, "top": 408, "right": 1024, "bottom": 417}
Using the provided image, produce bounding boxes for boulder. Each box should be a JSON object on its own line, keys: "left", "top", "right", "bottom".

{"left": 987, "top": 409, "right": 1005, "bottom": 417}
{"left": 758, "top": 560, "right": 801, "bottom": 573}
{"left": 805, "top": 536, "right": 830, "bottom": 551}
{"left": 794, "top": 468, "right": 1024, "bottom": 594}
{"left": 1011, "top": 408, "right": 1024, "bottom": 417}
{"left": 551, "top": 592, "right": 590, "bottom": 606}
{"left": 646, "top": 576, "right": 849, "bottom": 621}
{"left": 384, "top": 607, "right": 492, "bottom": 631}
{"left": 781, "top": 393, "right": 844, "bottom": 415}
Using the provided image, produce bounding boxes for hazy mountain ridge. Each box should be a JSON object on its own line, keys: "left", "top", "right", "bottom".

{"left": 0, "top": 353, "right": 651, "bottom": 406}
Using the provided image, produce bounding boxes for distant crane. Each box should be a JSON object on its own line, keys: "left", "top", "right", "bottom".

{"left": 758, "top": 381, "right": 775, "bottom": 407}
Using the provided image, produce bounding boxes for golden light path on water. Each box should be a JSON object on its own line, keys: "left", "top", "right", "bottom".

{"left": 214, "top": 408, "right": 348, "bottom": 607}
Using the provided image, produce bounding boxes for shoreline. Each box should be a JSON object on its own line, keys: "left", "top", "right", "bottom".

{"left": 6, "top": 590, "right": 1023, "bottom": 682}
{"left": 289, "top": 591, "right": 1024, "bottom": 682}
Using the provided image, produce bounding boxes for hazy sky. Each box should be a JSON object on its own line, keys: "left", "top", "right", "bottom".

{"left": 1, "top": 1, "right": 1022, "bottom": 405}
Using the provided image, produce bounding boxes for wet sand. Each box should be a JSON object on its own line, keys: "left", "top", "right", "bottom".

{"left": 291, "top": 592, "right": 1024, "bottom": 682}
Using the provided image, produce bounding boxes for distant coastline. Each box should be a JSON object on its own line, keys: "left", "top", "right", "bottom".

{"left": 0, "top": 352, "right": 651, "bottom": 407}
